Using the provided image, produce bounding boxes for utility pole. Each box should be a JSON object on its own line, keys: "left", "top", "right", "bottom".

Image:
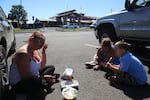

{"left": 66, "top": 4, "right": 68, "bottom": 10}
{"left": 20, "top": 0, "right": 22, "bottom": 5}
{"left": 110, "top": 9, "right": 112, "bottom": 13}
{"left": 80, "top": 5, "right": 83, "bottom": 13}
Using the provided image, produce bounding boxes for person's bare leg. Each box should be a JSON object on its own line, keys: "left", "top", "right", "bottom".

{"left": 93, "top": 65, "right": 100, "bottom": 71}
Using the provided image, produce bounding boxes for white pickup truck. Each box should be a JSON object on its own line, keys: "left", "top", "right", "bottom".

{"left": 94, "top": 0, "right": 150, "bottom": 46}
{"left": 0, "top": 7, "right": 16, "bottom": 99}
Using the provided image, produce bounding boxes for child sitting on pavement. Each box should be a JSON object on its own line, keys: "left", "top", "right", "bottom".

{"left": 85, "top": 38, "right": 120, "bottom": 71}
{"left": 106, "top": 41, "right": 147, "bottom": 86}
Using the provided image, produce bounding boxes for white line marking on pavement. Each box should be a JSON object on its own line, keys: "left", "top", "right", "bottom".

{"left": 85, "top": 43, "right": 99, "bottom": 48}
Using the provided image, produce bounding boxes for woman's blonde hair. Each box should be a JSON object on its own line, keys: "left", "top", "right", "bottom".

{"left": 32, "top": 31, "right": 45, "bottom": 39}
{"left": 26, "top": 31, "right": 45, "bottom": 42}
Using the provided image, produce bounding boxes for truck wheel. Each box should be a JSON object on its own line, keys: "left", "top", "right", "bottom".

{"left": 0, "top": 45, "right": 7, "bottom": 69}
{"left": 0, "top": 81, "right": 9, "bottom": 100}
{"left": 99, "top": 28, "right": 118, "bottom": 43}
{"left": 0, "top": 45, "right": 8, "bottom": 99}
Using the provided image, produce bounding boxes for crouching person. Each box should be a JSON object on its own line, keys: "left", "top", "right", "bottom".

{"left": 106, "top": 41, "right": 147, "bottom": 86}
{"left": 85, "top": 38, "right": 120, "bottom": 71}
{"left": 9, "top": 31, "right": 59, "bottom": 100}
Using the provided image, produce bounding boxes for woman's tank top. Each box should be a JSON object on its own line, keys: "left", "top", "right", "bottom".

{"left": 9, "top": 57, "right": 41, "bottom": 86}
{"left": 29, "top": 57, "right": 41, "bottom": 77}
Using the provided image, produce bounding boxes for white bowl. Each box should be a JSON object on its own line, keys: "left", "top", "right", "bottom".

{"left": 62, "top": 87, "right": 78, "bottom": 100}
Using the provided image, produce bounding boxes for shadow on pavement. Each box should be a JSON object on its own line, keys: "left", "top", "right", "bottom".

{"left": 108, "top": 46, "right": 150, "bottom": 100}
{"left": 110, "top": 83, "right": 150, "bottom": 100}
{"left": 4, "top": 89, "right": 52, "bottom": 100}
{"left": 142, "top": 60, "right": 150, "bottom": 74}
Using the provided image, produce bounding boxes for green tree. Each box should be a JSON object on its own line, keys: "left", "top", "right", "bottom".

{"left": 8, "top": 5, "right": 27, "bottom": 27}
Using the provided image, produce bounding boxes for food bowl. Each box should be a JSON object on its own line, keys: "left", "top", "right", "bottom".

{"left": 62, "top": 87, "right": 78, "bottom": 100}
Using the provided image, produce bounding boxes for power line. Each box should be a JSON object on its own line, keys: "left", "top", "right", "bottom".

{"left": 20, "top": 0, "right": 22, "bottom": 5}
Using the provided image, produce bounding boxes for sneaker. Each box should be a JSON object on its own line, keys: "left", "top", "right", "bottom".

{"left": 85, "top": 61, "right": 97, "bottom": 69}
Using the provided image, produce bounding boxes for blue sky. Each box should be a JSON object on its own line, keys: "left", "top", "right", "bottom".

{"left": 0, "top": 0, "right": 125, "bottom": 20}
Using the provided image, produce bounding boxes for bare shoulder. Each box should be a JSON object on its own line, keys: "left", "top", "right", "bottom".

{"left": 12, "top": 44, "right": 29, "bottom": 62}
{"left": 15, "top": 52, "right": 30, "bottom": 64}
{"left": 33, "top": 50, "right": 41, "bottom": 57}
{"left": 17, "top": 44, "right": 28, "bottom": 53}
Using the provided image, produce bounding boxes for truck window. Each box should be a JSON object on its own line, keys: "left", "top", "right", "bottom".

{"left": 136, "top": 0, "right": 150, "bottom": 6}
{"left": 0, "top": 7, "right": 7, "bottom": 20}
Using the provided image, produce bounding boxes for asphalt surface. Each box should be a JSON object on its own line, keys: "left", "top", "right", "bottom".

{"left": 14, "top": 29, "right": 150, "bottom": 100}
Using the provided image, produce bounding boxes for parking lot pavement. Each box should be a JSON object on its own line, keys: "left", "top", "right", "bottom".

{"left": 14, "top": 30, "right": 150, "bottom": 100}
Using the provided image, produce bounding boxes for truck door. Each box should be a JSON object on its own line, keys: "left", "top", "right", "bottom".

{"left": 0, "top": 7, "right": 14, "bottom": 53}
{"left": 119, "top": 0, "right": 150, "bottom": 40}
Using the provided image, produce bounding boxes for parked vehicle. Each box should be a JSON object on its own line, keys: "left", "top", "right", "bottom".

{"left": 0, "top": 7, "right": 16, "bottom": 99}
{"left": 21, "top": 24, "right": 33, "bottom": 29}
{"left": 62, "top": 23, "right": 79, "bottom": 28}
{"left": 21, "top": 23, "right": 43, "bottom": 29}
{"left": 89, "top": 23, "right": 96, "bottom": 28}
{"left": 94, "top": 0, "right": 150, "bottom": 46}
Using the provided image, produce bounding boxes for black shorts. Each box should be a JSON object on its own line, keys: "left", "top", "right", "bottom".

{"left": 11, "top": 65, "right": 55, "bottom": 95}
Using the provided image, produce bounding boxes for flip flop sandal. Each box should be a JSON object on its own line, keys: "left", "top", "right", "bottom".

{"left": 44, "top": 77, "right": 57, "bottom": 84}
{"left": 85, "top": 65, "right": 93, "bottom": 69}
{"left": 85, "top": 63, "right": 95, "bottom": 69}
{"left": 42, "top": 75, "right": 55, "bottom": 79}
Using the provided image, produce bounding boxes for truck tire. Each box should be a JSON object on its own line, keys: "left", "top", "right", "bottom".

{"left": 98, "top": 28, "right": 118, "bottom": 43}
{"left": 0, "top": 45, "right": 7, "bottom": 69}
{"left": 0, "top": 45, "right": 8, "bottom": 99}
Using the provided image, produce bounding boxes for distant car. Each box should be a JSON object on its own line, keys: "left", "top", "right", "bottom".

{"left": 62, "top": 23, "right": 79, "bottom": 28}
{"left": 21, "top": 23, "right": 43, "bottom": 29}
{"left": 21, "top": 24, "right": 33, "bottom": 29}
{"left": 89, "top": 23, "right": 96, "bottom": 28}
{"left": 0, "top": 7, "right": 16, "bottom": 99}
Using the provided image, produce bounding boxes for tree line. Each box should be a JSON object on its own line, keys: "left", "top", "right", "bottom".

{"left": 8, "top": 5, "right": 27, "bottom": 27}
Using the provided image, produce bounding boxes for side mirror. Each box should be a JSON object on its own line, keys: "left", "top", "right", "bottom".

{"left": 125, "top": 0, "right": 139, "bottom": 11}
{"left": 125, "top": 0, "right": 131, "bottom": 10}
